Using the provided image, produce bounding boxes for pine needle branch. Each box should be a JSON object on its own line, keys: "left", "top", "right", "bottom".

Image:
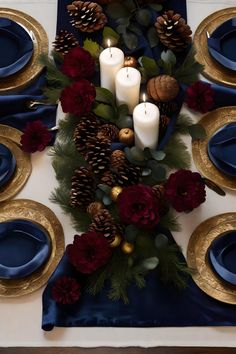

{"left": 175, "top": 113, "right": 194, "bottom": 135}
{"left": 163, "top": 135, "right": 191, "bottom": 169}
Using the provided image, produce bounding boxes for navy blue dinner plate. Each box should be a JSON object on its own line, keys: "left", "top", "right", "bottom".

{"left": 207, "top": 18, "right": 236, "bottom": 71}
{"left": 0, "top": 17, "right": 33, "bottom": 78}
{"left": 207, "top": 123, "right": 236, "bottom": 177}
{"left": 0, "top": 219, "right": 51, "bottom": 279}
{"left": 208, "top": 231, "right": 236, "bottom": 285}
{"left": 0, "top": 143, "right": 16, "bottom": 188}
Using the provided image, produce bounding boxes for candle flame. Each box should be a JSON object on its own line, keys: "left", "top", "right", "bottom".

{"left": 142, "top": 93, "right": 146, "bottom": 102}
{"left": 142, "top": 93, "right": 147, "bottom": 114}
{"left": 107, "top": 39, "right": 111, "bottom": 48}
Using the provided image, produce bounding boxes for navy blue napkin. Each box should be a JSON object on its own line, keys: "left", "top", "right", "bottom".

{"left": 208, "top": 123, "right": 236, "bottom": 176}
{"left": 0, "top": 219, "right": 51, "bottom": 279}
{"left": 0, "top": 143, "right": 16, "bottom": 187}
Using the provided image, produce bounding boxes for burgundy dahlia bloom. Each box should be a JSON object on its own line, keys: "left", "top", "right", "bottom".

{"left": 67, "top": 232, "right": 112, "bottom": 274}
{"left": 52, "top": 276, "right": 81, "bottom": 305}
{"left": 60, "top": 79, "right": 96, "bottom": 116}
{"left": 61, "top": 47, "right": 95, "bottom": 80}
{"left": 20, "top": 120, "right": 52, "bottom": 153}
{"left": 165, "top": 169, "right": 206, "bottom": 212}
{"left": 117, "top": 184, "right": 160, "bottom": 230}
{"left": 184, "top": 81, "right": 214, "bottom": 113}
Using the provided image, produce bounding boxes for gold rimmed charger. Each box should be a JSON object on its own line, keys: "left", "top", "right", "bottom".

{"left": 187, "top": 213, "right": 236, "bottom": 304}
{"left": 0, "top": 124, "right": 22, "bottom": 145}
{"left": 194, "top": 7, "right": 236, "bottom": 87}
{"left": 0, "top": 136, "right": 31, "bottom": 202}
{"left": 192, "top": 106, "right": 236, "bottom": 190}
{"left": 0, "top": 8, "right": 48, "bottom": 93}
{"left": 0, "top": 199, "right": 64, "bottom": 297}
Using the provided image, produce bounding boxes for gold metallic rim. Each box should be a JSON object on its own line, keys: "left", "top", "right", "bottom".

{"left": 0, "top": 8, "right": 48, "bottom": 93}
{"left": 0, "top": 124, "right": 22, "bottom": 146}
{"left": 192, "top": 106, "right": 236, "bottom": 190}
{"left": 0, "top": 137, "right": 31, "bottom": 202}
{"left": 187, "top": 213, "right": 236, "bottom": 305}
{"left": 0, "top": 199, "right": 65, "bottom": 297}
{"left": 194, "top": 7, "right": 236, "bottom": 87}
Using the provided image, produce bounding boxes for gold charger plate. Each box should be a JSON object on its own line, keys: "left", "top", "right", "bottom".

{"left": 187, "top": 213, "right": 236, "bottom": 304}
{"left": 0, "top": 199, "right": 65, "bottom": 297}
{"left": 194, "top": 7, "right": 236, "bottom": 87}
{"left": 192, "top": 106, "right": 236, "bottom": 190}
{"left": 0, "top": 124, "right": 22, "bottom": 145}
{"left": 0, "top": 8, "right": 48, "bottom": 93}
{"left": 0, "top": 136, "right": 31, "bottom": 202}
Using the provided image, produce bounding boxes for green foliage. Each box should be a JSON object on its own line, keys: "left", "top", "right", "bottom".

{"left": 159, "top": 210, "right": 181, "bottom": 232}
{"left": 188, "top": 123, "right": 207, "bottom": 141}
{"left": 139, "top": 56, "right": 159, "bottom": 77}
{"left": 102, "top": 26, "right": 120, "bottom": 47}
{"left": 40, "top": 53, "right": 71, "bottom": 89}
{"left": 93, "top": 102, "right": 117, "bottom": 121}
{"left": 174, "top": 113, "right": 194, "bottom": 135}
{"left": 163, "top": 135, "right": 191, "bottom": 169}
{"left": 83, "top": 38, "right": 101, "bottom": 59}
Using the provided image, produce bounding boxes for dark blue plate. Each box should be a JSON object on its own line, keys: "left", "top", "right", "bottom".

{"left": 0, "top": 219, "right": 51, "bottom": 279}
{"left": 0, "top": 17, "right": 33, "bottom": 78}
{"left": 207, "top": 123, "right": 236, "bottom": 177}
{"left": 208, "top": 231, "right": 236, "bottom": 285}
{"left": 207, "top": 18, "right": 236, "bottom": 71}
{"left": 0, "top": 143, "right": 16, "bottom": 188}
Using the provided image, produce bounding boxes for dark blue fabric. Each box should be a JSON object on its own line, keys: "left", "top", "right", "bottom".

{"left": 207, "top": 123, "right": 236, "bottom": 177}
{"left": 208, "top": 231, "right": 236, "bottom": 286}
{"left": 0, "top": 219, "right": 51, "bottom": 279}
{"left": 0, "top": 143, "right": 16, "bottom": 187}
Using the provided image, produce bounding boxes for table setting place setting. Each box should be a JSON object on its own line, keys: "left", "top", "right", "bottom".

{"left": 1, "top": 0, "right": 236, "bottom": 347}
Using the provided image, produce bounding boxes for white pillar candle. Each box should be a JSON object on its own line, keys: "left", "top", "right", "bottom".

{"left": 133, "top": 99, "right": 160, "bottom": 150}
{"left": 99, "top": 43, "right": 124, "bottom": 94}
{"left": 115, "top": 67, "right": 141, "bottom": 114}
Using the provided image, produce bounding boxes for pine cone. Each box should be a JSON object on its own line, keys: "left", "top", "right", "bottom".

{"left": 53, "top": 30, "right": 79, "bottom": 55}
{"left": 152, "top": 184, "right": 165, "bottom": 200}
{"left": 114, "top": 163, "right": 141, "bottom": 186}
{"left": 70, "top": 167, "right": 95, "bottom": 210}
{"left": 147, "top": 75, "right": 179, "bottom": 102}
{"left": 156, "top": 101, "right": 178, "bottom": 116}
{"left": 97, "top": 124, "right": 119, "bottom": 142}
{"left": 74, "top": 113, "right": 99, "bottom": 153}
{"left": 67, "top": 1, "right": 107, "bottom": 33}
{"left": 155, "top": 10, "right": 192, "bottom": 52}
{"left": 86, "top": 137, "right": 111, "bottom": 174}
{"left": 110, "top": 150, "right": 126, "bottom": 168}
{"left": 100, "top": 170, "right": 116, "bottom": 187}
{"left": 87, "top": 201, "right": 104, "bottom": 217}
{"left": 159, "top": 115, "right": 170, "bottom": 139}
{"left": 88, "top": 208, "right": 117, "bottom": 241}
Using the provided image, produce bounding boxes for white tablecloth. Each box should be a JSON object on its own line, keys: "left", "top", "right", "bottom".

{"left": 0, "top": 0, "right": 236, "bottom": 347}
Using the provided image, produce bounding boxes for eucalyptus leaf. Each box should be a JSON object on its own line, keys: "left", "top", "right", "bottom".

{"left": 188, "top": 124, "right": 207, "bottom": 141}
{"left": 142, "top": 257, "right": 159, "bottom": 270}
{"left": 116, "top": 17, "right": 130, "bottom": 26}
{"left": 143, "top": 147, "right": 152, "bottom": 160}
{"left": 98, "top": 183, "right": 111, "bottom": 195}
{"left": 93, "top": 103, "right": 117, "bottom": 121}
{"left": 123, "top": 31, "right": 138, "bottom": 50}
{"left": 136, "top": 8, "right": 152, "bottom": 27}
{"left": 106, "top": 3, "right": 130, "bottom": 19}
{"left": 161, "top": 50, "right": 177, "bottom": 67}
{"left": 96, "top": 189, "right": 104, "bottom": 200}
{"left": 147, "top": 160, "right": 166, "bottom": 181}
{"left": 155, "top": 234, "right": 169, "bottom": 249}
{"left": 116, "top": 24, "right": 127, "bottom": 35}
{"left": 118, "top": 104, "right": 129, "bottom": 119}
{"left": 142, "top": 168, "right": 152, "bottom": 177}
{"left": 150, "top": 150, "right": 166, "bottom": 161}
{"left": 125, "top": 224, "right": 139, "bottom": 243}
{"left": 138, "top": 67, "right": 148, "bottom": 83}
{"left": 95, "top": 87, "right": 115, "bottom": 106}
{"left": 130, "top": 146, "right": 145, "bottom": 161}
{"left": 147, "top": 27, "right": 159, "bottom": 48}
{"left": 116, "top": 115, "right": 133, "bottom": 129}
{"left": 148, "top": 4, "right": 163, "bottom": 11}
{"left": 124, "top": 147, "right": 146, "bottom": 166}
{"left": 174, "top": 47, "right": 204, "bottom": 85}
{"left": 128, "top": 23, "right": 143, "bottom": 36}
{"left": 125, "top": 0, "right": 136, "bottom": 11}
{"left": 103, "top": 194, "right": 112, "bottom": 206}
{"left": 139, "top": 56, "right": 159, "bottom": 77}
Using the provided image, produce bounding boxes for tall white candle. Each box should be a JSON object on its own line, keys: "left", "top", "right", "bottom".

{"left": 99, "top": 42, "right": 124, "bottom": 94}
{"left": 133, "top": 97, "right": 160, "bottom": 150}
{"left": 115, "top": 67, "right": 141, "bottom": 113}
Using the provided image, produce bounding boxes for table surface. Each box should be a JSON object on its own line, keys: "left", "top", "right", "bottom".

{"left": 1, "top": 0, "right": 236, "bottom": 348}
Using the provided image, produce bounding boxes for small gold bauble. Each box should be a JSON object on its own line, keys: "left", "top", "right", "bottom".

{"left": 118, "top": 128, "right": 134, "bottom": 146}
{"left": 121, "top": 241, "right": 134, "bottom": 254}
{"left": 110, "top": 234, "right": 122, "bottom": 248}
{"left": 124, "top": 56, "right": 138, "bottom": 68}
{"left": 110, "top": 186, "right": 123, "bottom": 202}
{"left": 87, "top": 201, "right": 104, "bottom": 217}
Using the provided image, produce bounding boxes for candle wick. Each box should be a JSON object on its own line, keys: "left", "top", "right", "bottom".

{"left": 109, "top": 47, "right": 112, "bottom": 58}
{"left": 126, "top": 67, "right": 129, "bottom": 78}
{"left": 144, "top": 102, "right": 147, "bottom": 114}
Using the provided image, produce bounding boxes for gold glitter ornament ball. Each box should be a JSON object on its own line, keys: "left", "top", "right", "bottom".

{"left": 121, "top": 241, "right": 134, "bottom": 254}
{"left": 110, "top": 186, "right": 123, "bottom": 202}
{"left": 118, "top": 128, "right": 134, "bottom": 146}
{"left": 124, "top": 56, "right": 137, "bottom": 68}
{"left": 110, "top": 234, "right": 122, "bottom": 248}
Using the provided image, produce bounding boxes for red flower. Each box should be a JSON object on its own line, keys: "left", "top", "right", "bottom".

{"left": 61, "top": 47, "right": 95, "bottom": 80}
{"left": 184, "top": 81, "right": 214, "bottom": 113}
{"left": 117, "top": 184, "right": 160, "bottom": 230}
{"left": 20, "top": 120, "right": 52, "bottom": 153}
{"left": 165, "top": 169, "right": 206, "bottom": 212}
{"left": 67, "top": 232, "right": 112, "bottom": 274}
{"left": 60, "top": 79, "right": 96, "bottom": 116}
{"left": 51, "top": 276, "right": 81, "bottom": 305}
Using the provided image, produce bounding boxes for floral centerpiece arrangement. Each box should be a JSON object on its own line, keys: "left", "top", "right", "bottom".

{"left": 39, "top": 0, "right": 216, "bottom": 305}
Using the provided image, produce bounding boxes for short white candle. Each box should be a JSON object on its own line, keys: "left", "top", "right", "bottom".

{"left": 133, "top": 95, "right": 160, "bottom": 150}
{"left": 99, "top": 41, "right": 124, "bottom": 94}
{"left": 115, "top": 67, "right": 141, "bottom": 114}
